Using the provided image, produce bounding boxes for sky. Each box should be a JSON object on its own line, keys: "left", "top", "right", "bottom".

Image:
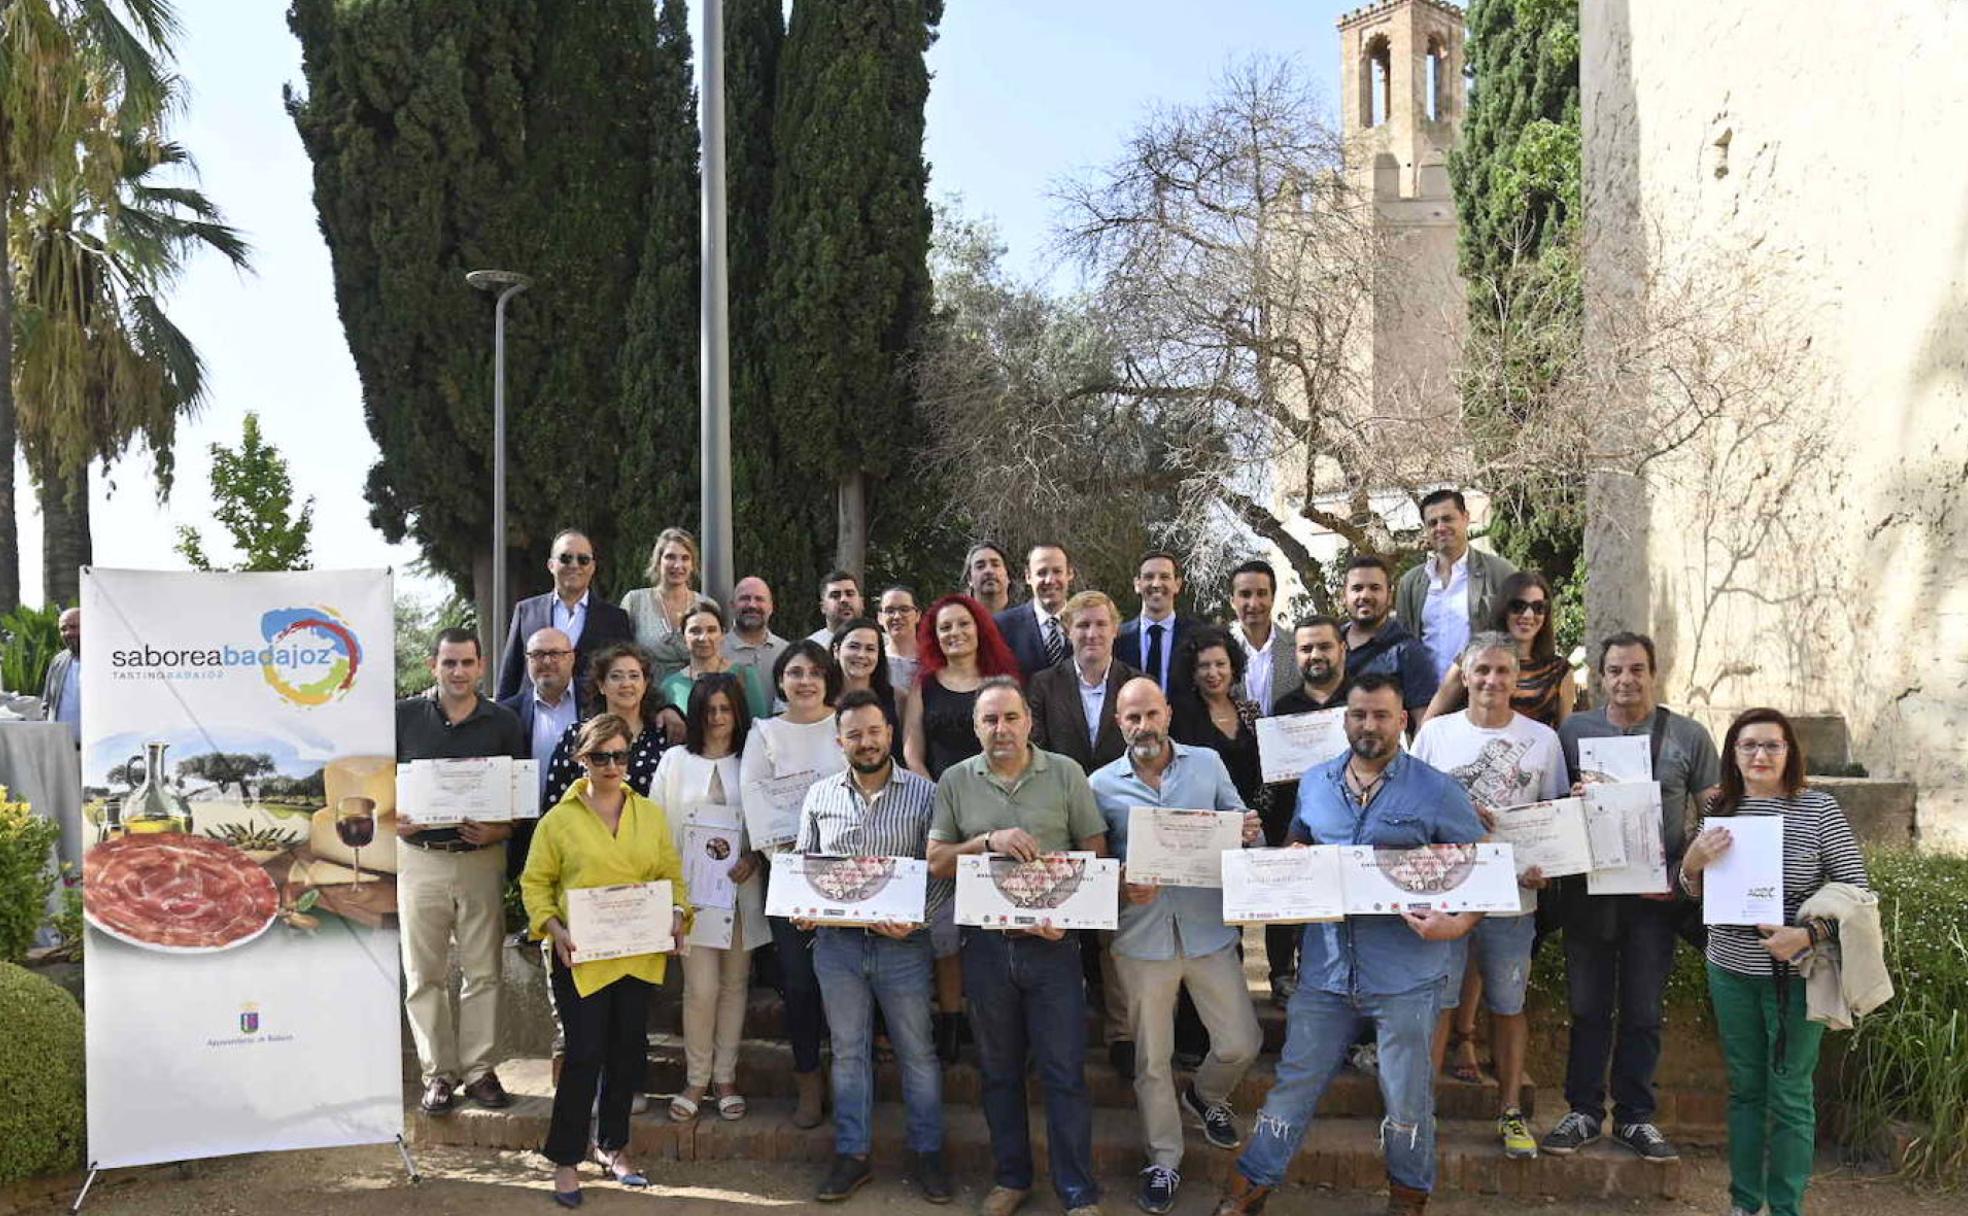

{"left": 13, "top": 0, "right": 1353, "bottom": 608}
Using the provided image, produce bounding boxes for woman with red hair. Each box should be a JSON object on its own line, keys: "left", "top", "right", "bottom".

{"left": 902, "top": 593, "right": 1022, "bottom": 781}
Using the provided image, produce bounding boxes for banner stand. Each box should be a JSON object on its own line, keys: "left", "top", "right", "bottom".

{"left": 69, "top": 1138, "right": 421, "bottom": 1213}
{"left": 69, "top": 1163, "right": 98, "bottom": 1213}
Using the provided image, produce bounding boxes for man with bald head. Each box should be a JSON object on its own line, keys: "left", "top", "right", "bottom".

{"left": 498, "top": 626, "right": 579, "bottom": 823}
{"left": 41, "top": 607, "right": 82, "bottom": 742}
{"left": 722, "top": 575, "right": 789, "bottom": 681}
{"left": 1091, "top": 678, "right": 1263, "bottom": 1214}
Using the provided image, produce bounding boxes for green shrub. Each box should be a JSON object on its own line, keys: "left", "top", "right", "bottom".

{"left": 1835, "top": 848, "right": 1968, "bottom": 1182}
{"left": 0, "top": 603, "right": 62, "bottom": 698}
{"left": 0, "top": 787, "right": 60, "bottom": 963}
{"left": 0, "top": 962, "right": 85, "bottom": 1183}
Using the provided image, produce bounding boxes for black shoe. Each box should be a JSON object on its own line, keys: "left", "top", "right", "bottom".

{"left": 935, "top": 1012, "right": 961, "bottom": 1065}
{"left": 462, "top": 1071, "right": 513, "bottom": 1109}
{"left": 1135, "top": 1164, "right": 1179, "bottom": 1214}
{"left": 1539, "top": 1110, "right": 1603, "bottom": 1156}
{"left": 1173, "top": 1049, "right": 1206, "bottom": 1071}
{"left": 1612, "top": 1121, "right": 1680, "bottom": 1162}
{"left": 1109, "top": 1039, "right": 1137, "bottom": 1080}
{"left": 816, "top": 1154, "right": 872, "bottom": 1202}
{"left": 906, "top": 1149, "right": 953, "bottom": 1205}
{"left": 1182, "top": 1084, "right": 1242, "bottom": 1150}
{"left": 1269, "top": 973, "right": 1297, "bottom": 1008}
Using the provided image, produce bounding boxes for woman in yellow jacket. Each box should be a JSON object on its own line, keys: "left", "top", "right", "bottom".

{"left": 522, "top": 713, "right": 691, "bottom": 1207}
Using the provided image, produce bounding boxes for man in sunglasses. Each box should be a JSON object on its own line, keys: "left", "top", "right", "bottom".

{"left": 497, "top": 528, "right": 635, "bottom": 702}
{"left": 1394, "top": 488, "right": 1517, "bottom": 683}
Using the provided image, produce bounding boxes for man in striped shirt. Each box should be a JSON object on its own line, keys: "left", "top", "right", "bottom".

{"left": 795, "top": 688, "right": 953, "bottom": 1205}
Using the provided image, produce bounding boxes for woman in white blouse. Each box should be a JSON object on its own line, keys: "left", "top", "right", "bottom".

{"left": 620, "top": 527, "right": 715, "bottom": 679}
{"left": 651, "top": 672, "right": 767, "bottom": 1123}
{"left": 739, "top": 639, "right": 845, "bottom": 1130}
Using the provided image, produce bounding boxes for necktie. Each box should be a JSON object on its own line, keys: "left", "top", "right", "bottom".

{"left": 1146, "top": 622, "right": 1166, "bottom": 690}
{"left": 1044, "top": 617, "right": 1067, "bottom": 668}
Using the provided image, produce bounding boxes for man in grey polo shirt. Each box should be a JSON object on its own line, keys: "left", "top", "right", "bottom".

{"left": 928, "top": 676, "right": 1108, "bottom": 1216}
{"left": 1544, "top": 631, "right": 1720, "bottom": 1163}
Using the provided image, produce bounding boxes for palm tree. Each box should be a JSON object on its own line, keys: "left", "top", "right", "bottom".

{"left": 0, "top": 0, "right": 176, "bottom": 610}
{"left": 13, "top": 122, "right": 248, "bottom": 604}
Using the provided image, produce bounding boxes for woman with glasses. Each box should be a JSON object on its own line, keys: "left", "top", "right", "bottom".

{"left": 1420, "top": 571, "right": 1576, "bottom": 729}
{"left": 522, "top": 713, "right": 691, "bottom": 1207}
{"left": 877, "top": 585, "right": 923, "bottom": 696}
{"left": 740, "top": 640, "right": 845, "bottom": 1129}
{"left": 543, "top": 643, "right": 673, "bottom": 809}
{"left": 658, "top": 603, "right": 771, "bottom": 719}
{"left": 1679, "top": 708, "right": 1867, "bottom": 1216}
{"left": 621, "top": 527, "right": 716, "bottom": 680}
{"left": 651, "top": 673, "right": 766, "bottom": 1124}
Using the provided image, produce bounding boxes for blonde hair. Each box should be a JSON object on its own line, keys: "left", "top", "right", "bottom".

{"left": 577, "top": 713, "right": 634, "bottom": 760}
{"left": 643, "top": 527, "right": 701, "bottom": 585}
{"left": 1061, "top": 589, "right": 1117, "bottom": 629}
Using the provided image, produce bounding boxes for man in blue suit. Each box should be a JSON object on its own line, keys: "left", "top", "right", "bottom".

{"left": 994, "top": 542, "right": 1076, "bottom": 679}
{"left": 1116, "top": 550, "right": 1201, "bottom": 696}
{"left": 495, "top": 528, "right": 634, "bottom": 703}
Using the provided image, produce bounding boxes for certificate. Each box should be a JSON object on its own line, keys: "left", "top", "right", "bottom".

{"left": 742, "top": 768, "right": 818, "bottom": 850}
{"left": 955, "top": 853, "right": 1120, "bottom": 930}
{"left": 508, "top": 760, "right": 539, "bottom": 818}
{"left": 1256, "top": 709, "right": 1349, "bottom": 785}
{"left": 1124, "top": 807, "right": 1245, "bottom": 888}
{"left": 1577, "top": 736, "right": 1652, "bottom": 785}
{"left": 1582, "top": 793, "right": 1629, "bottom": 870}
{"left": 566, "top": 880, "right": 674, "bottom": 964}
{"left": 1700, "top": 816, "right": 1785, "bottom": 925}
{"left": 1583, "top": 782, "right": 1670, "bottom": 895}
{"left": 395, "top": 756, "right": 527, "bottom": 824}
{"left": 1221, "top": 847, "right": 1346, "bottom": 924}
{"left": 1489, "top": 798, "right": 1594, "bottom": 879}
{"left": 765, "top": 854, "right": 928, "bottom": 926}
{"left": 1337, "top": 843, "right": 1521, "bottom": 913}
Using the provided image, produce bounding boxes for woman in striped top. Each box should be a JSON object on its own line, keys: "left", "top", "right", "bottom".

{"left": 1678, "top": 707, "right": 1867, "bottom": 1216}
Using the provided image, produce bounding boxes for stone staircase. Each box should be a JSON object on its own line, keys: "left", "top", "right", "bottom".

{"left": 418, "top": 932, "right": 1705, "bottom": 1202}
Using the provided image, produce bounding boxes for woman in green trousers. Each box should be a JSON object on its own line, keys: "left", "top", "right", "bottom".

{"left": 1678, "top": 707, "right": 1868, "bottom": 1216}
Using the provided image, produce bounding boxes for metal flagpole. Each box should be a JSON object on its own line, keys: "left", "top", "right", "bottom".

{"left": 466, "top": 269, "right": 532, "bottom": 689}
{"left": 699, "top": 0, "right": 735, "bottom": 606}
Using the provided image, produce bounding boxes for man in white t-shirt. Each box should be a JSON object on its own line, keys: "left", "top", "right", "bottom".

{"left": 1410, "top": 631, "right": 1565, "bottom": 1161}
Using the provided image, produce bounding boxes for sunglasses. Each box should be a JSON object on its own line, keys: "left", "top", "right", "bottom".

{"left": 555, "top": 552, "right": 595, "bottom": 567}
{"left": 584, "top": 749, "right": 630, "bottom": 768}
{"left": 1506, "top": 598, "right": 1549, "bottom": 618}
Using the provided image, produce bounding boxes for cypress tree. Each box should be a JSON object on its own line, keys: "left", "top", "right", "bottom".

{"left": 1447, "top": 0, "right": 1582, "bottom": 584}
{"left": 612, "top": 0, "right": 702, "bottom": 590}
{"left": 287, "top": 0, "right": 663, "bottom": 602}
{"left": 765, "top": 0, "right": 942, "bottom": 595}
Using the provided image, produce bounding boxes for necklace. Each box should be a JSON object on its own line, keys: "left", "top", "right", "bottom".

{"left": 1345, "top": 760, "right": 1387, "bottom": 806}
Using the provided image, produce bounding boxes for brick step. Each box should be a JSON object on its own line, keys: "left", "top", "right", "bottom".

{"left": 409, "top": 1092, "right": 1687, "bottom": 1201}
{"left": 642, "top": 1035, "right": 1543, "bottom": 1122}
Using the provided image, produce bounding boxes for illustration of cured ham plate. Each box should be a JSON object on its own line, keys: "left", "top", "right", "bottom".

{"left": 84, "top": 832, "right": 281, "bottom": 953}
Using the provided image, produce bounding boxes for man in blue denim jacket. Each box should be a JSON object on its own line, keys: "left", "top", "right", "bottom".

{"left": 1213, "top": 673, "right": 1484, "bottom": 1216}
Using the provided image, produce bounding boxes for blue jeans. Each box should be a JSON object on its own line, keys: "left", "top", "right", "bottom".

{"left": 961, "top": 929, "right": 1098, "bottom": 1209}
{"left": 813, "top": 927, "right": 942, "bottom": 1157}
{"left": 1237, "top": 983, "right": 1440, "bottom": 1192}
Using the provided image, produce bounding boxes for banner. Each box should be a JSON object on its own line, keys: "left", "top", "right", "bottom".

{"left": 79, "top": 568, "right": 400, "bottom": 1168}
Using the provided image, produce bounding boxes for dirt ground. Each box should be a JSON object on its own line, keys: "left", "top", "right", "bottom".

{"left": 3, "top": 1145, "right": 1956, "bottom": 1216}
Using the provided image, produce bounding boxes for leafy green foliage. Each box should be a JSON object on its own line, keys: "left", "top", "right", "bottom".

{"left": 286, "top": 0, "right": 670, "bottom": 595}
{"left": 173, "top": 413, "right": 315, "bottom": 572}
{"left": 174, "top": 751, "right": 276, "bottom": 796}
{"left": 0, "top": 603, "right": 61, "bottom": 696}
{"left": 765, "top": 0, "right": 942, "bottom": 590}
{"left": 394, "top": 592, "right": 475, "bottom": 698}
{"left": 0, "top": 787, "right": 59, "bottom": 964}
{"left": 0, "top": 962, "right": 84, "bottom": 1182}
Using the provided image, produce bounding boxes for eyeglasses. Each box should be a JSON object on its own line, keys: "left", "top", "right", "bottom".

{"left": 1506, "top": 599, "right": 1550, "bottom": 618}
{"left": 525, "top": 648, "right": 573, "bottom": 661}
{"left": 555, "top": 552, "right": 594, "bottom": 567}
{"left": 584, "top": 749, "right": 630, "bottom": 768}
{"left": 1734, "top": 741, "right": 1788, "bottom": 757}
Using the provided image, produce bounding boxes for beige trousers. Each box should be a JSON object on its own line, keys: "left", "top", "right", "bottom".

{"left": 397, "top": 842, "right": 507, "bottom": 1086}
{"left": 1099, "top": 930, "right": 1133, "bottom": 1043}
{"left": 681, "top": 941, "right": 752, "bottom": 1087}
{"left": 1116, "top": 943, "right": 1263, "bottom": 1169}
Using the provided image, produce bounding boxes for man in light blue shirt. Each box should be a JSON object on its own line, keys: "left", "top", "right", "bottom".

{"left": 1091, "top": 678, "right": 1262, "bottom": 1215}
{"left": 41, "top": 608, "right": 81, "bottom": 743}
{"left": 1218, "top": 673, "right": 1484, "bottom": 1215}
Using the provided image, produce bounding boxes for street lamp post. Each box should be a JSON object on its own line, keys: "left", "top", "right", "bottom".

{"left": 699, "top": 0, "right": 734, "bottom": 605}
{"left": 466, "top": 268, "right": 532, "bottom": 694}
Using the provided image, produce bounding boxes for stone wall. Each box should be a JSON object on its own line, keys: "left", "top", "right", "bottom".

{"left": 1582, "top": 1, "right": 1968, "bottom": 843}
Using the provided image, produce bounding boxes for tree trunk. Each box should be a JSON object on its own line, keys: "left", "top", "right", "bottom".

{"left": 0, "top": 173, "right": 20, "bottom": 613}
{"left": 39, "top": 463, "right": 90, "bottom": 608}
{"left": 835, "top": 470, "right": 867, "bottom": 582}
